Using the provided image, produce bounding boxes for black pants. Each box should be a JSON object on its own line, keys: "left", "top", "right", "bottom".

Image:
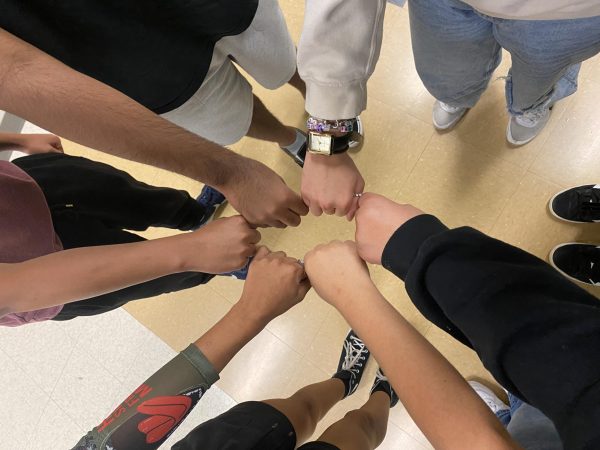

{"left": 12, "top": 153, "right": 213, "bottom": 320}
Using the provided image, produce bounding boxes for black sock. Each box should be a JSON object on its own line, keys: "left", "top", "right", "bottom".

{"left": 332, "top": 370, "right": 352, "bottom": 397}
{"left": 371, "top": 380, "right": 397, "bottom": 407}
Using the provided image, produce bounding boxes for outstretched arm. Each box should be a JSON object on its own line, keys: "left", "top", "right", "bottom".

{"left": 0, "top": 29, "right": 307, "bottom": 227}
{"left": 0, "top": 216, "right": 259, "bottom": 318}
{"left": 73, "top": 247, "right": 311, "bottom": 449}
{"left": 354, "top": 193, "right": 600, "bottom": 450}
{"left": 296, "top": 0, "right": 387, "bottom": 220}
{"left": 305, "top": 241, "right": 520, "bottom": 450}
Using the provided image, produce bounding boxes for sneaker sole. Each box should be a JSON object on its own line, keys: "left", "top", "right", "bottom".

{"left": 547, "top": 189, "right": 594, "bottom": 224}
{"left": 432, "top": 108, "right": 468, "bottom": 131}
{"left": 548, "top": 242, "right": 599, "bottom": 287}
{"left": 506, "top": 106, "right": 553, "bottom": 146}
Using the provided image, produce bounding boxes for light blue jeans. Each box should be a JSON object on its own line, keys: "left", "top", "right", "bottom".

{"left": 495, "top": 393, "right": 563, "bottom": 450}
{"left": 407, "top": 0, "right": 600, "bottom": 115}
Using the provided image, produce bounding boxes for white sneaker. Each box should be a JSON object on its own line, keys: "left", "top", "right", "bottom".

{"left": 469, "top": 381, "right": 509, "bottom": 414}
{"left": 506, "top": 106, "right": 552, "bottom": 146}
{"left": 432, "top": 101, "right": 468, "bottom": 131}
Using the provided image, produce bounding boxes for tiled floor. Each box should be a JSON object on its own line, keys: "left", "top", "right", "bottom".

{"left": 2, "top": 2, "right": 600, "bottom": 449}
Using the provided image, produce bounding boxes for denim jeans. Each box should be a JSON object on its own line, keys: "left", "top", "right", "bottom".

{"left": 496, "top": 393, "right": 563, "bottom": 450}
{"left": 407, "top": 0, "right": 600, "bottom": 115}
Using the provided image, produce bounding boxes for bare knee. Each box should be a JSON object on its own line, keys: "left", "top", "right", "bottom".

{"left": 345, "top": 409, "right": 378, "bottom": 433}
{"left": 292, "top": 392, "right": 322, "bottom": 434}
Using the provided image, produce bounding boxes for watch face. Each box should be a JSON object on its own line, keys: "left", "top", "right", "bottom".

{"left": 309, "top": 133, "right": 333, "bottom": 155}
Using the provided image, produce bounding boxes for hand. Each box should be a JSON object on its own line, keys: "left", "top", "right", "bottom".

{"left": 182, "top": 215, "right": 261, "bottom": 274}
{"left": 19, "top": 134, "right": 64, "bottom": 154}
{"left": 238, "top": 246, "right": 311, "bottom": 323}
{"left": 301, "top": 152, "right": 364, "bottom": 220}
{"left": 355, "top": 193, "right": 424, "bottom": 265}
{"left": 221, "top": 158, "right": 308, "bottom": 228}
{"left": 304, "top": 240, "right": 377, "bottom": 308}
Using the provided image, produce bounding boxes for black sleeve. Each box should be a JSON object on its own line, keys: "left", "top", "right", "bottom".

{"left": 382, "top": 214, "right": 600, "bottom": 450}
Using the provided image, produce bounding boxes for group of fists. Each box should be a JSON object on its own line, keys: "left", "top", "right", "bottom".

{"left": 182, "top": 192, "right": 425, "bottom": 322}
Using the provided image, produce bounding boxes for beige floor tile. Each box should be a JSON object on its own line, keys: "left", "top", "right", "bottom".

{"left": 29, "top": 400, "right": 85, "bottom": 450}
{"left": 489, "top": 173, "right": 596, "bottom": 260}
{"left": 205, "top": 276, "right": 245, "bottom": 306}
{"left": 368, "top": 6, "right": 435, "bottom": 126}
{"left": 530, "top": 80, "right": 600, "bottom": 187}
{"left": 581, "top": 52, "right": 600, "bottom": 82}
{"left": 379, "top": 422, "right": 433, "bottom": 450}
{"left": 266, "top": 289, "right": 332, "bottom": 357}
{"left": 388, "top": 404, "right": 434, "bottom": 449}
{"left": 306, "top": 307, "right": 353, "bottom": 372}
{"left": 354, "top": 99, "right": 434, "bottom": 197}
{"left": 397, "top": 133, "right": 525, "bottom": 233}
{"left": 216, "top": 329, "right": 304, "bottom": 402}
{"left": 123, "top": 286, "right": 231, "bottom": 351}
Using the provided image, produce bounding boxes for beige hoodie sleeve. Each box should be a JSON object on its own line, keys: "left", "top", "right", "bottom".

{"left": 298, "top": 0, "right": 387, "bottom": 120}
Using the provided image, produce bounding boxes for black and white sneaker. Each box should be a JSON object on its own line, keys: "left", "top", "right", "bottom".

{"left": 550, "top": 243, "right": 600, "bottom": 287}
{"left": 549, "top": 184, "right": 600, "bottom": 223}
{"left": 280, "top": 129, "right": 307, "bottom": 167}
{"left": 370, "top": 368, "right": 399, "bottom": 407}
{"left": 332, "top": 330, "right": 370, "bottom": 397}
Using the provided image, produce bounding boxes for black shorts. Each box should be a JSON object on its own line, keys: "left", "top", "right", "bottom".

{"left": 172, "top": 401, "right": 297, "bottom": 450}
{"left": 298, "top": 442, "right": 341, "bottom": 450}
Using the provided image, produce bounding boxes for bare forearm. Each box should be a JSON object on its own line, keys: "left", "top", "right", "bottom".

{"left": 335, "top": 291, "right": 519, "bottom": 450}
{"left": 0, "top": 132, "right": 25, "bottom": 147}
{"left": 0, "top": 29, "right": 242, "bottom": 189}
{"left": 0, "top": 235, "right": 191, "bottom": 315}
{"left": 194, "top": 300, "right": 267, "bottom": 372}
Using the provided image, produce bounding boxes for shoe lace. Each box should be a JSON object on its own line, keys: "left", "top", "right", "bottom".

{"left": 578, "top": 189, "right": 600, "bottom": 220}
{"left": 341, "top": 336, "right": 367, "bottom": 377}
{"left": 440, "top": 102, "right": 463, "bottom": 114}
{"left": 516, "top": 107, "right": 548, "bottom": 127}
{"left": 574, "top": 247, "right": 600, "bottom": 284}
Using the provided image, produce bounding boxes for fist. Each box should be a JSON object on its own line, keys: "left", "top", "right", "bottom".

{"left": 304, "top": 240, "right": 375, "bottom": 307}
{"left": 301, "top": 152, "right": 364, "bottom": 220}
{"left": 20, "top": 134, "right": 63, "bottom": 154}
{"left": 240, "top": 247, "right": 311, "bottom": 321}
{"left": 222, "top": 158, "right": 308, "bottom": 228}
{"left": 355, "top": 193, "right": 424, "bottom": 265}
{"left": 189, "top": 215, "right": 261, "bottom": 274}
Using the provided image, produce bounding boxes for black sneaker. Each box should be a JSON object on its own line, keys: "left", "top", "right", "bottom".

{"left": 370, "top": 368, "right": 399, "bottom": 408}
{"left": 550, "top": 243, "right": 600, "bottom": 287}
{"left": 549, "top": 184, "right": 600, "bottom": 223}
{"left": 332, "top": 330, "right": 370, "bottom": 397}
{"left": 280, "top": 129, "right": 307, "bottom": 167}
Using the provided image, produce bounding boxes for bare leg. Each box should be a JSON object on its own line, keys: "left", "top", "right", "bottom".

{"left": 262, "top": 378, "right": 345, "bottom": 443}
{"left": 288, "top": 70, "right": 306, "bottom": 98}
{"left": 247, "top": 94, "right": 296, "bottom": 147}
{"left": 315, "top": 391, "right": 391, "bottom": 450}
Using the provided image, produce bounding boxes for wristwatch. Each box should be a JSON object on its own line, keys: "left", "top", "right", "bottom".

{"left": 307, "top": 132, "right": 351, "bottom": 156}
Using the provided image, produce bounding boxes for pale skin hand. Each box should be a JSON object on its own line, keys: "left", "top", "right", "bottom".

{"left": 0, "top": 29, "right": 305, "bottom": 228}
{"left": 196, "top": 246, "right": 311, "bottom": 371}
{"left": 304, "top": 241, "right": 521, "bottom": 450}
{"left": 301, "top": 152, "right": 364, "bottom": 220}
{"left": 0, "top": 215, "right": 260, "bottom": 317}
{"left": 0, "top": 132, "right": 64, "bottom": 154}
{"left": 354, "top": 193, "right": 424, "bottom": 264}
